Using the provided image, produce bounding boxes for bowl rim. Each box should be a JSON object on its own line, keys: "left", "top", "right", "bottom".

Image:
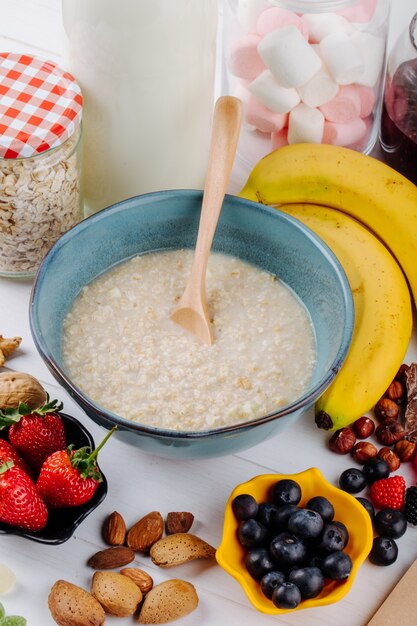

{"left": 29, "top": 190, "right": 354, "bottom": 440}
{"left": 215, "top": 467, "right": 374, "bottom": 614}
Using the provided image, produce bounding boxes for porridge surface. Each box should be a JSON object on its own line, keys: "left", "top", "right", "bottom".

{"left": 62, "top": 249, "right": 316, "bottom": 430}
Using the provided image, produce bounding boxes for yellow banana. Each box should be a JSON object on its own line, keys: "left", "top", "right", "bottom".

{"left": 239, "top": 143, "right": 417, "bottom": 308}
{"left": 278, "top": 203, "right": 412, "bottom": 430}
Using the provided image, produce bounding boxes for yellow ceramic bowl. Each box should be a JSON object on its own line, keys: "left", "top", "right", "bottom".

{"left": 216, "top": 467, "right": 373, "bottom": 614}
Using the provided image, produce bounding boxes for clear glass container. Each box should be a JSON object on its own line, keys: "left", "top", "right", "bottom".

{"left": 62, "top": 0, "right": 218, "bottom": 215}
{"left": 221, "top": 0, "right": 390, "bottom": 174}
{"left": 380, "top": 12, "right": 417, "bottom": 185}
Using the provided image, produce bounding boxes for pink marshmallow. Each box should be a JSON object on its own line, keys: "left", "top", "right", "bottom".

{"left": 271, "top": 128, "right": 289, "bottom": 150}
{"left": 337, "top": 0, "right": 377, "bottom": 24}
{"left": 257, "top": 7, "right": 309, "bottom": 40}
{"left": 356, "top": 85, "right": 376, "bottom": 118}
{"left": 323, "top": 117, "right": 368, "bottom": 147}
{"left": 319, "top": 85, "right": 361, "bottom": 123}
{"left": 245, "top": 95, "right": 288, "bottom": 133}
{"left": 228, "top": 34, "right": 267, "bottom": 80}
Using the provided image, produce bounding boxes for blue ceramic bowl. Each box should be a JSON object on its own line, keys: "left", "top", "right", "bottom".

{"left": 30, "top": 191, "right": 353, "bottom": 458}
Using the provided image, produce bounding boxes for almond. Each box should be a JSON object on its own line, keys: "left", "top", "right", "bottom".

{"left": 120, "top": 567, "right": 153, "bottom": 594}
{"left": 127, "top": 511, "right": 164, "bottom": 553}
{"left": 150, "top": 533, "right": 215, "bottom": 568}
{"left": 91, "top": 571, "right": 142, "bottom": 617}
{"left": 165, "top": 512, "right": 194, "bottom": 535}
{"left": 102, "top": 511, "right": 127, "bottom": 546}
{"left": 48, "top": 579, "right": 105, "bottom": 626}
{"left": 138, "top": 579, "right": 198, "bottom": 624}
{"left": 87, "top": 546, "right": 135, "bottom": 569}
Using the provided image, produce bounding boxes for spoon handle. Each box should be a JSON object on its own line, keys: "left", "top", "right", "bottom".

{"left": 190, "top": 96, "right": 242, "bottom": 287}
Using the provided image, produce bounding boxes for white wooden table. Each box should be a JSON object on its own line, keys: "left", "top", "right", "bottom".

{"left": 1, "top": 2, "right": 417, "bottom": 624}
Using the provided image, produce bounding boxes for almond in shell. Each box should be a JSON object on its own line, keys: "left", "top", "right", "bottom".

{"left": 127, "top": 511, "right": 164, "bottom": 553}
{"left": 91, "top": 571, "right": 142, "bottom": 617}
{"left": 120, "top": 567, "right": 153, "bottom": 594}
{"left": 102, "top": 511, "right": 127, "bottom": 546}
{"left": 48, "top": 579, "right": 105, "bottom": 626}
{"left": 138, "top": 579, "right": 198, "bottom": 624}
{"left": 149, "top": 533, "right": 215, "bottom": 568}
{"left": 87, "top": 546, "right": 135, "bottom": 569}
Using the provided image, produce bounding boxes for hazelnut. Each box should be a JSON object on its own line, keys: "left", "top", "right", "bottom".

{"left": 377, "top": 447, "right": 401, "bottom": 472}
{"left": 351, "top": 441, "right": 378, "bottom": 464}
{"left": 374, "top": 398, "right": 400, "bottom": 422}
{"left": 352, "top": 416, "right": 375, "bottom": 439}
{"left": 375, "top": 419, "right": 405, "bottom": 446}
{"left": 329, "top": 427, "right": 356, "bottom": 454}
{"left": 395, "top": 363, "right": 409, "bottom": 383}
{"left": 385, "top": 380, "right": 405, "bottom": 404}
{"left": 393, "top": 439, "right": 417, "bottom": 462}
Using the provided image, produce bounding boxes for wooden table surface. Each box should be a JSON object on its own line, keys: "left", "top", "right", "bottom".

{"left": 1, "top": 1, "right": 417, "bottom": 624}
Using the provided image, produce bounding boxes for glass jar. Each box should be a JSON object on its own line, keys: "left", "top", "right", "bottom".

{"left": 221, "top": 0, "right": 390, "bottom": 174}
{"left": 62, "top": 0, "right": 218, "bottom": 215}
{"left": 0, "top": 54, "right": 83, "bottom": 279}
{"left": 380, "top": 13, "right": 417, "bottom": 185}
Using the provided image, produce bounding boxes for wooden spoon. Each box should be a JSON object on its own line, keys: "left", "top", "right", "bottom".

{"left": 170, "top": 96, "right": 242, "bottom": 346}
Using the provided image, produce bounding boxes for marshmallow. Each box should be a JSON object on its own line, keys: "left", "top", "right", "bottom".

{"left": 257, "top": 7, "right": 309, "bottom": 39}
{"left": 319, "top": 85, "right": 361, "bottom": 123}
{"left": 228, "top": 34, "right": 267, "bottom": 80}
{"left": 287, "top": 103, "right": 324, "bottom": 144}
{"left": 298, "top": 65, "right": 339, "bottom": 108}
{"left": 271, "top": 128, "right": 289, "bottom": 150}
{"left": 249, "top": 70, "right": 300, "bottom": 114}
{"left": 323, "top": 117, "right": 368, "bottom": 147}
{"left": 233, "top": 81, "right": 252, "bottom": 105}
{"left": 356, "top": 85, "right": 376, "bottom": 118}
{"left": 351, "top": 30, "right": 386, "bottom": 88}
{"left": 337, "top": 0, "right": 378, "bottom": 24}
{"left": 238, "top": 0, "right": 271, "bottom": 33}
{"left": 319, "top": 31, "right": 364, "bottom": 85}
{"left": 258, "top": 25, "right": 322, "bottom": 88}
{"left": 245, "top": 94, "right": 288, "bottom": 133}
{"left": 301, "top": 13, "right": 353, "bottom": 43}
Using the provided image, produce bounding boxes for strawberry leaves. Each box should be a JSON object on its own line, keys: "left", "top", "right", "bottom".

{"left": 0, "top": 394, "right": 63, "bottom": 429}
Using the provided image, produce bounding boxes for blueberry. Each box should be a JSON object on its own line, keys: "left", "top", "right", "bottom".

{"left": 257, "top": 502, "right": 279, "bottom": 528}
{"left": 362, "top": 459, "right": 390, "bottom": 485}
{"left": 288, "top": 566, "right": 324, "bottom": 599}
{"left": 356, "top": 497, "right": 375, "bottom": 521}
{"left": 232, "top": 494, "right": 259, "bottom": 520}
{"left": 260, "top": 571, "right": 286, "bottom": 599}
{"left": 374, "top": 509, "right": 407, "bottom": 539}
{"left": 321, "top": 551, "right": 353, "bottom": 580}
{"left": 272, "top": 582, "right": 302, "bottom": 609}
{"left": 272, "top": 504, "right": 299, "bottom": 532}
{"left": 307, "top": 550, "right": 325, "bottom": 570}
{"left": 339, "top": 468, "right": 367, "bottom": 494}
{"left": 306, "top": 496, "right": 334, "bottom": 523}
{"left": 270, "top": 532, "right": 307, "bottom": 568}
{"left": 245, "top": 548, "right": 276, "bottom": 580}
{"left": 238, "top": 519, "right": 268, "bottom": 548}
{"left": 320, "top": 523, "right": 346, "bottom": 552}
{"left": 287, "top": 508, "right": 324, "bottom": 540}
{"left": 332, "top": 521, "right": 349, "bottom": 547}
{"left": 271, "top": 479, "right": 302, "bottom": 507}
{"left": 369, "top": 536, "right": 398, "bottom": 566}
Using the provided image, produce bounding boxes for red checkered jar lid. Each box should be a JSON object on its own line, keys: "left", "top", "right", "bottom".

{"left": 0, "top": 53, "right": 82, "bottom": 159}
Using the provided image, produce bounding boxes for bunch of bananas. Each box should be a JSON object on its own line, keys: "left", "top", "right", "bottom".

{"left": 238, "top": 144, "right": 416, "bottom": 430}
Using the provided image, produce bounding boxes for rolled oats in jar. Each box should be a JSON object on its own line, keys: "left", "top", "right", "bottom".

{"left": 0, "top": 53, "right": 83, "bottom": 278}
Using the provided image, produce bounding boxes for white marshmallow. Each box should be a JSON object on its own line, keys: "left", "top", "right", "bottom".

{"left": 288, "top": 103, "right": 325, "bottom": 144}
{"left": 258, "top": 25, "right": 322, "bottom": 88}
{"left": 297, "top": 65, "right": 339, "bottom": 108}
{"left": 249, "top": 70, "right": 300, "bottom": 114}
{"left": 301, "top": 13, "right": 354, "bottom": 43}
{"left": 319, "top": 31, "right": 364, "bottom": 85}
{"left": 351, "top": 30, "right": 386, "bottom": 88}
{"left": 238, "top": 0, "right": 271, "bottom": 33}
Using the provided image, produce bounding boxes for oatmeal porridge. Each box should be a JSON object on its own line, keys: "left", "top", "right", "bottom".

{"left": 62, "top": 249, "right": 316, "bottom": 430}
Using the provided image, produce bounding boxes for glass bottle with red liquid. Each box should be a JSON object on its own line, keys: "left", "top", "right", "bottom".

{"left": 380, "top": 13, "right": 417, "bottom": 184}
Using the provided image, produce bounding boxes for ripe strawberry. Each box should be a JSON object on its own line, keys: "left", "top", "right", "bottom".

{"left": 0, "top": 460, "right": 48, "bottom": 531}
{"left": 37, "top": 427, "right": 115, "bottom": 509}
{"left": 0, "top": 439, "right": 34, "bottom": 479}
{"left": 0, "top": 396, "right": 65, "bottom": 471}
{"left": 369, "top": 475, "right": 406, "bottom": 511}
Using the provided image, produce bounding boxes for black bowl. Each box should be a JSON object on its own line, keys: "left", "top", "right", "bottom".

{"left": 0, "top": 412, "right": 108, "bottom": 544}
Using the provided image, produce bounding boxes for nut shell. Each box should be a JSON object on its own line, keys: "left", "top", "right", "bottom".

{"left": 138, "top": 579, "right": 198, "bottom": 624}
{"left": 48, "top": 579, "right": 105, "bottom": 626}
{"left": 150, "top": 533, "right": 215, "bottom": 568}
{"left": 91, "top": 571, "right": 142, "bottom": 617}
{"left": 0, "top": 371, "right": 46, "bottom": 410}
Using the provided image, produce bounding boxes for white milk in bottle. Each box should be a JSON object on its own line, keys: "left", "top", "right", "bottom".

{"left": 62, "top": 0, "right": 218, "bottom": 215}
